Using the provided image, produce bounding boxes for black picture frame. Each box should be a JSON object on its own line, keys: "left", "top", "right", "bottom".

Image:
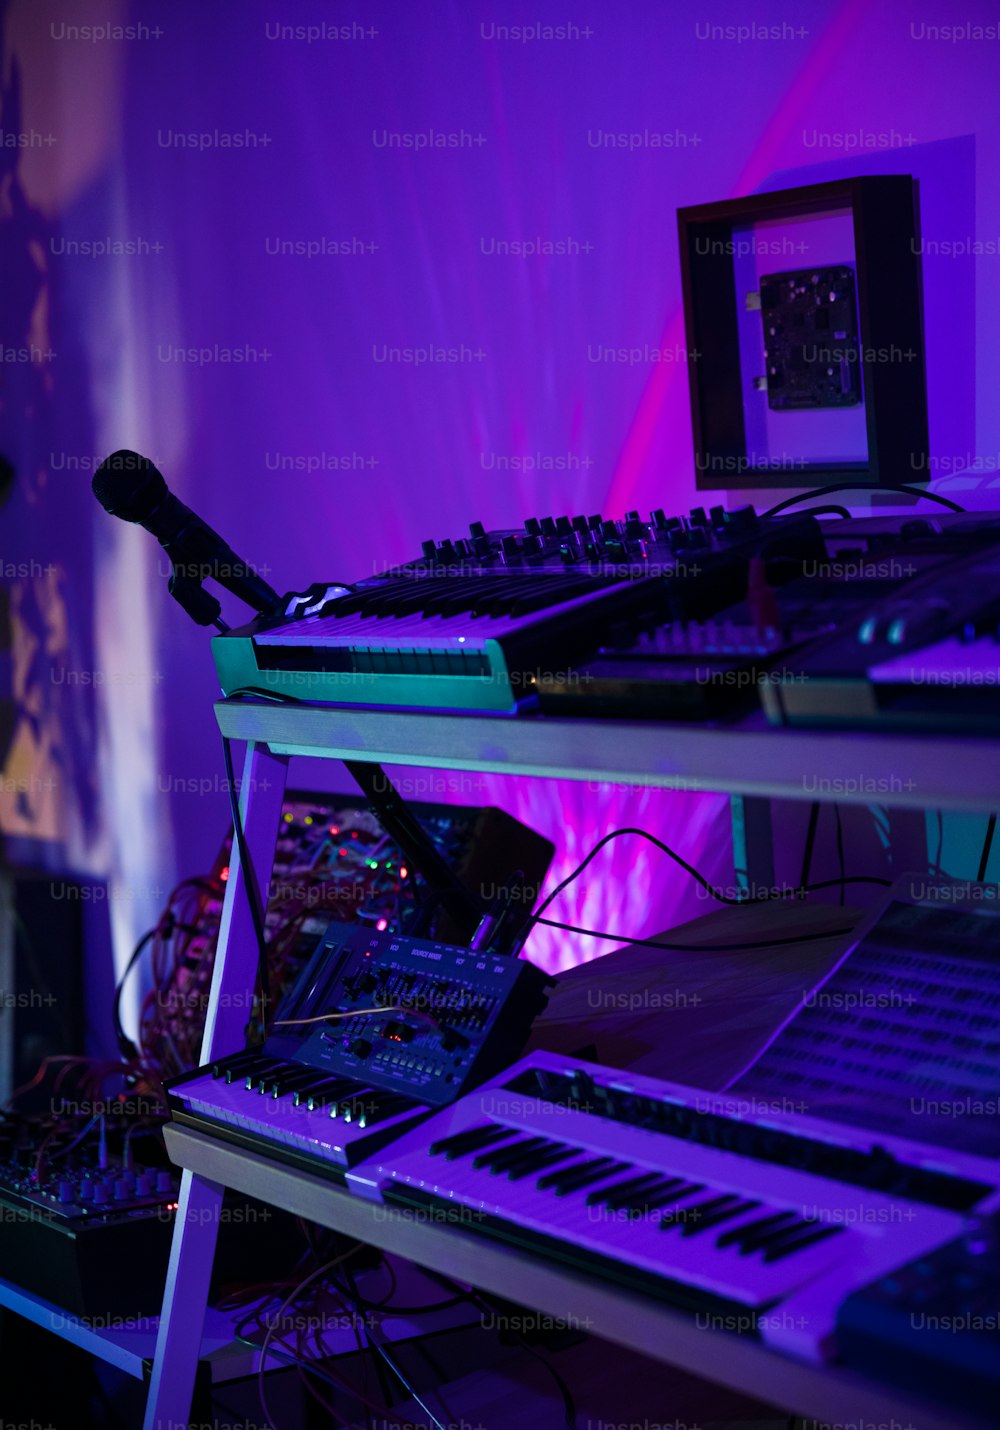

{"left": 677, "top": 175, "right": 928, "bottom": 491}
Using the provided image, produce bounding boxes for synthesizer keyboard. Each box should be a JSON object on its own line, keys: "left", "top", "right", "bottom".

{"left": 211, "top": 508, "right": 825, "bottom": 711}
{"left": 166, "top": 923, "right": 552, "bottom": 1178}
{"left": 347, "top": 1051, "right": 1000, "bottom": 1363}
{"left": 214, "top": 569, "right": 663, "bottom": 713}
{"left": 734, "top": 877, "right": 1000, "bottom": 1158}
{"left": 537, "top": 517, "right": 1000, "bottom": 721}
{"left": 168, "top": 1047, "right": 430, "bottom": 1175}
{"left": 837, "top": 1229, "right": 1000, "bottom": 1419}
{"left": 763, "top": 537, "right": 1000, "bottom": 730}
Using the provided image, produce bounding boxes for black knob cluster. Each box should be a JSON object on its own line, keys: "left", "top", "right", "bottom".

{"left": 417, "top": 505, "right": 760, "bottom": 568}
{"left": 421, "top": 537, "right": 477, "bottom": 564}
{"left": 345, "top": 968, "right": 383, "bottom": 1000}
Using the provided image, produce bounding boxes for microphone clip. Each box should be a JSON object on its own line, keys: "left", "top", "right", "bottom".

{"left": 166, "top": 566, "right": 227, "bottom": 630}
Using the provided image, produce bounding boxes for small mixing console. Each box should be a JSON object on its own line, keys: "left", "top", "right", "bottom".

{"left": 0, "top": 1111, "right": 178, "bottom": 1316}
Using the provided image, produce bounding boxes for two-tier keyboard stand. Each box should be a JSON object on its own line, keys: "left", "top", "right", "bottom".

{"left": 142, "top": 698, "right": 1000, "bottom": 1430}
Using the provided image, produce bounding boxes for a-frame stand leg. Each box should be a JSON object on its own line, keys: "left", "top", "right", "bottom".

{"left": 143, "top": 741, "right": 288, "bottom": 1430}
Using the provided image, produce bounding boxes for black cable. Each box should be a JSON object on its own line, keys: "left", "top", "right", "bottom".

{"left": 762, "top": 482, "right": 965, "bottom": 517}
{"left": 328, "top": 1263, "right": 451, "bottom": 1429}
{"left": 503, "top": 1334, "right": 577, "bottom": 1430}
{"left": 834, "top": 804, "right": 845, "bottom": 908}
{"left": 791, "top": 504, "right": 852, "bottom": 519}
{"left": 112, "top": 928, "right": 155, "bottom": 1060}
{"left": 230, "top": 1321, "right": 367, "bottom": 1423}
{"left": 462, "top": 1288, "right": 577, "bottom": 1430}
{"left": 403, "top": 1270, "right": 578, "bottom": 1430}
{"left": 221, "top": 734, "right": 272, "bottom": 1043}
{"left": 409, "top": 1339, "right": 453, "bottom": 1394}
{"left": 978, "top": 814, "right": 997, "bottom": 882}
{"left": 111, "top": 875, "right": 221, "bottom": 1063}
{"left": 530, "top": 914, "right": 855, "bottom": 952}
{"left": 799, "top": 803, "right": 820, "bottom": 894}
{"left": 227, "top": 686, "right": 306, "bottom": 703}
{"left": 534, "top": 828, "right": 744, "bottom": 914}
{"left": 932, "top": 809, "right": 945, "bottom": 876}
{"left": 533, "top": 827, "right": 889, "bottom": 926}
{"left": 343, "top": 1259, "right": 383, "bottom": 1429}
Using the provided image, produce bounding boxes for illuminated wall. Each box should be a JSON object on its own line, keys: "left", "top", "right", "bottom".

{"left": 2, "top": 0, "right": 999, "bottom": 993}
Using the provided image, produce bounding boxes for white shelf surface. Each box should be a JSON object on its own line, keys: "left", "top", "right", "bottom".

{"left": 0, "top": 1257, "right": 471, "bottom": 1383}
{"left": 215, "top": 699, "right": 1000, "bottom": 811}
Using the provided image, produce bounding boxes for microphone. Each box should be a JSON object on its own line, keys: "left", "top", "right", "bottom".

{"left": 92, "top": 450, "right": 280, "bottom": 627}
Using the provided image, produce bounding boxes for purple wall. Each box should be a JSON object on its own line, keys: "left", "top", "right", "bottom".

{"left": 3, "top": 0, "right": 1000, "bottom": 988}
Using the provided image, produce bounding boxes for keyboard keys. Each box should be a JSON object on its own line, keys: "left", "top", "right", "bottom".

{"left": 504, "top": 1145, "right": 582, "bottom": 1181}
{"left": 304, "top": 1079, "right": 359, "bottom": 1110}
{"left": 677, "top": 1195, "right": 760, "bottom": 1238}
{"left": 629, "top": 1182, "right": 702, "bottom": 1218}
{"left": 291, "top": 1077, "right": 343, "bottom": 1107}
{"left": 339, "top": 1092, "right": 379, "bottom": 1126}
{"left": 359, "top": 1093, "right": 413, "bottom": 1127}
{"left": 474, "top": 1136, "right": 550, "bottom": 1173}
{"left": 246, "top": 1060, "right": 291, "bottom": 1092}
{"left": 537, "top": 1157, "right": 630, "bottom": 1195}
{"left": 212, "top": 1050, "right": 267, "bottom": 1080}
{"left": 266, "top": 1067, "right": 325, "bottom": 1098}
{"left": 586, "top": 1171, "right": 662, "bottom": 1208}
{"left": 223, "top": 1054, "right": 272, "bottom": 1084}
{"left": 762, "top": 1222, "right": 843, "bottom": 1263}
{"left": 429, "top": 1123, "right": 519, "bottom": 1159}
{"left": 718, "top": 1211, "right": 803, "bottom": 1254}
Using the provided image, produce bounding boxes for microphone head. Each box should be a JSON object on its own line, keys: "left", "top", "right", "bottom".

{"left": 92, "top": 450, "right": 168, "bottom": 522}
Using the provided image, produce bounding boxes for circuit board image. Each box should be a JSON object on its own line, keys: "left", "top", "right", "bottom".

{"left": 758, "top": 265, "right": 861, "bottom": 410}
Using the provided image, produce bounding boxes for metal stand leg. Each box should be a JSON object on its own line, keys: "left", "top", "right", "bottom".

{"left": 143, "top": 741, "right": 288, "bottom": 1430}
{"left": 886, "top": 806, "right": 931, "bottom": 876}
{"left": 731, "top": 795, "right": 776, "bottom": 897}
{"left": 0, "top": 874, "right": 14, "bottom": 1106}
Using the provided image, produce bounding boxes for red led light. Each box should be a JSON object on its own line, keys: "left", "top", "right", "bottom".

{"left": 376, "top": 918, "right": 388, "bottom": 932}
{"left": 399, "top": 866, "right": 408, "bottom": 880}
{"left": 329, "top": 826, "right": 339, "bottom": 836}
{"left": 338, "top": 848, "right": 347, "bottom": 857}
{"left": 220, "top": 867, "right": 229, "bottom": 881}
{"left": 351, "top": 831, "right": 359, "bottom": 839}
